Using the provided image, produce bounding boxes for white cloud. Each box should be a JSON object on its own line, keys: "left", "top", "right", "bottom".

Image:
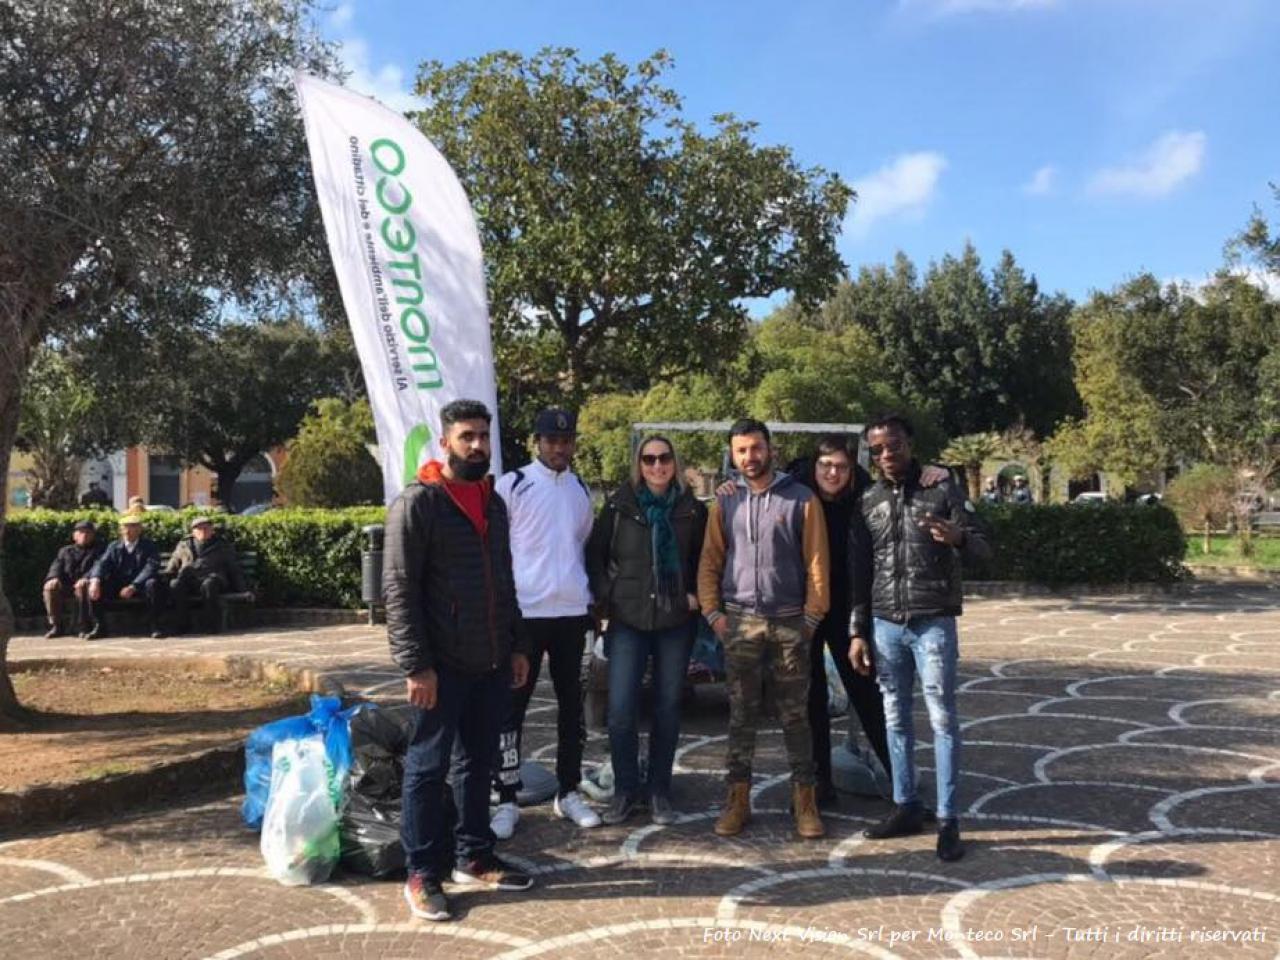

{"left": 847, "top": 152, "right": 948, "bottom": 237}
{"left": 324, "top": 8, "right": 418, "bottom": 115}
{"left": 330, "top": 2, "right": 354, "bottom": 28}
{"left": 1165, "top": 268, "right": 1280, "bottom": 302}
{"left": 1087, "top": 130, "right": 1206, "bottom": 199}
{"left": 900, "top": 0, "right": 1058, "bottom": 14}
{"left": 1023, "top": 164, "right": 1057, "bottom": 196}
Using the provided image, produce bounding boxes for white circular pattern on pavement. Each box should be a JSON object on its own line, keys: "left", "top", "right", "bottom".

{"left": 4, "top": 585, "right": 1279, "bottom": 957}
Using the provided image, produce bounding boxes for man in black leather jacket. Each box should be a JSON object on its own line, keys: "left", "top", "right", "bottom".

{"left": 848, "top": 412, "right": 991, "bottom": 862}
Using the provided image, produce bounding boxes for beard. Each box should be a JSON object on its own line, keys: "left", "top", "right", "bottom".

{"left": 448, "top": 452, "right": 490, "bottom": 482}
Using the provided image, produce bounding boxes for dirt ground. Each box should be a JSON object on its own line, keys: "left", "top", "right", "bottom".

{"left": 2, "top": 661, "right": 310, "bottom": 790}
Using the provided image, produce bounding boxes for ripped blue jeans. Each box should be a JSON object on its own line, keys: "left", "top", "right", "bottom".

{"left": 872, "top": 616, "right": 960, "bottom": 819}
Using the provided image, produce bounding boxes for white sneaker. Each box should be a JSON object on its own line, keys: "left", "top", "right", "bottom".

{"left": 553, "top": 790, "right": 602, "bottom": 829}
{"left": 490, "top": 801, "right": 520, "bottom": 840}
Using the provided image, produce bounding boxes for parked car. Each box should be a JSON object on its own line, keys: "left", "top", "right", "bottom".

{"left": 1072, "top": 492, "right": 1107, "bottom": 505}
{"left": 239, "top": 502, "right": 275, "bottom": 516}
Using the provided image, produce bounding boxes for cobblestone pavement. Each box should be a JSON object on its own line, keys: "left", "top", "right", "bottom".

{"left": 4, "top": 585, "right": 1279, "bottom": 958}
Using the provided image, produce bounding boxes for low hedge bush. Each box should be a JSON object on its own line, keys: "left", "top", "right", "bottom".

{"left": 3, "top": 507, "right": 386, "bottom": 616}
{"left": 969, "top": 502, "right": 1186, "bottom": 585}
{"left": 1, "top": 500, "right": 1188, "bottom": 616}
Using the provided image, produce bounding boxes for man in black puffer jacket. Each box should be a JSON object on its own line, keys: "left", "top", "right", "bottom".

{"left": 784, "top": 439, "right": 948, "bottom": 807}
{"left": 383, "top": 399, "right": 534, "bottom": 923}
{"left": 848, "top": 412, "right": 991, "bottom": 863}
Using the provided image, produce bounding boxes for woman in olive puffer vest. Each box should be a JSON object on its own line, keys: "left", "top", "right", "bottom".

{"left": 586, "top": 435, "right": 707, "bottom": 826}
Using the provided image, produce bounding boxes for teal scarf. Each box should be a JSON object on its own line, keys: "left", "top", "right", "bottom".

{"left": 637, "top": 484, "right": 681, "bottom": 608}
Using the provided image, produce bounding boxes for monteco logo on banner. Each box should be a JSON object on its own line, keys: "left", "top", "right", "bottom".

{"left": 350, "top": 136, "right": 442, "bottom": 393}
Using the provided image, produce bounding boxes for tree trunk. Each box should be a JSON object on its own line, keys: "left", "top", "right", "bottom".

{"left": 965, "top": 462, "right": 982, "bottom": 502}
{"left": 0, "top": 382, "right": 30, "bottom": 726}
{"left": 214, "top": 464, "right": 241, "bottom": 513}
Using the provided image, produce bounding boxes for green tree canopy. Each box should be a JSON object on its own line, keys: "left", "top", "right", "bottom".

{"left": 137, "top": 319, "right": 352, "bottom": 510}
{"left": 1055, "top": 273, "right": 1280, "bottom": 485}
{"left": 812, "top": 246, "right": 1078, "bottom": 439}
{"left": 1230, "top": 182, "right": 1280, "bottom": 276}
{"left": 412, "top": 48, "right": 852, "bottom": 461}
{"left": 0, "top": 0, "right": 336, "bottom": 722}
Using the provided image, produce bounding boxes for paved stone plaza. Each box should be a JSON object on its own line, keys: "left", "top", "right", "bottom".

{"left": 3, "top": 585, "right": 1278, "bottom": 958}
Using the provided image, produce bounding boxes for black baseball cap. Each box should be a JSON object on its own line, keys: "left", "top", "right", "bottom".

{"left": 73, "top": 520, "right": 96, "bottom": 532}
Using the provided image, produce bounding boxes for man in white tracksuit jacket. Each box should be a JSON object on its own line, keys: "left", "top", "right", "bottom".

{"left": 490, "top": 407, "right": 602, "bottom": 836}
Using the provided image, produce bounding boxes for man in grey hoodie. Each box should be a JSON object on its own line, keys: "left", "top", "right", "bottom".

{"left": 698, "top": 418, "right": 830, "bottom": 840}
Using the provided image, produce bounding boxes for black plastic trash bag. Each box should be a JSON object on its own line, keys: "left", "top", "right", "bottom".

{"left": 340, "top": 703, "right": 458, "bottom": 878}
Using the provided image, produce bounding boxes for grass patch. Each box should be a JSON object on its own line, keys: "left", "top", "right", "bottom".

{"left": 1184, "top": 535, "right": 1280, "bottom": 569}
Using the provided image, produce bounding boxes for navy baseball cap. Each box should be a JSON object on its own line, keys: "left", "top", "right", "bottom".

{"left": 73, "top": 520, "right": 96, "bottom": 532}
{"left": 534, "top": 408, "right": 577, "bottom": 437}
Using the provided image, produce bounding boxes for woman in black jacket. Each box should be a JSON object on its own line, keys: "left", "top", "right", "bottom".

{"left": 586, "top": 435, "right": 707, "bottom": 826}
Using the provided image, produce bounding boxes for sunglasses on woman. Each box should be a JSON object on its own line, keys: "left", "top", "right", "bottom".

{"left": 640, "top": 452, "right": 674, "bottom": 466}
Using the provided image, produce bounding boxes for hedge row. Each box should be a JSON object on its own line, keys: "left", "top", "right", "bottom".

{"left": 0, "top": 501, "right": 1187, "bottom": 616}
{"left": 969, "top": 502, "right": 1185, "bottom": 585}
{"left": 2, "top": 507, "right": 386, "bottom": 616}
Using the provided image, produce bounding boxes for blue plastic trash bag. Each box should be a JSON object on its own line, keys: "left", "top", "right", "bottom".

{"left": 689, "top": 618, "right": 725, "bottom": 678}
{"left": 242, "top": 694, "right": 363, "bottom": 829}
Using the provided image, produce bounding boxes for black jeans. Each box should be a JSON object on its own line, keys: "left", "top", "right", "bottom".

{"left": 494, "top": 615, "right": 591, "bottom": 800}
{"left": 90, "top": 577, "right": 168, "bottom": 632}
{"left": 401, "top": 663, "right": 507, "bottom": 880}
{"left": 171, "top": 570, "right": 226, "bottom": 633}
{"left": 808, "top": 615, "right": 892, "bottom": 784}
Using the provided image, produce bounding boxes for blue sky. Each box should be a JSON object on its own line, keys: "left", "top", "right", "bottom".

{"left": 322, "top": 0, "right": 1280, "bottom": 304}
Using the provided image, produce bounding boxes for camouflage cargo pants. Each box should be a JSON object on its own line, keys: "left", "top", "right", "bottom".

{"left": 723, "top": 611, "right": 814, "bottom": 785}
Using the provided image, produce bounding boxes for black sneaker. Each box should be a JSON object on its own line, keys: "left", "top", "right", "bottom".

{"left": 82, "top": 623, "right": 104, "bottom": 641}
{"left": 404, "top": 873, "right": 450, "bottom": 921}
{"left": 150, "top": 629, "right": 166, "bottom": 639}
{"left": 937, "top": 818, "right": 965, "bottom": 862}
{"left": 863, "top": 803, "right": 925, "bottom": 840}
{"left": 451, "top": 854, "right": 533, "bottom": 891}
{"left": 602, "top": 792, "right": 639, "bottom": 826}
{"left": 44, "top": 623, "right": 63, "bottom": 639}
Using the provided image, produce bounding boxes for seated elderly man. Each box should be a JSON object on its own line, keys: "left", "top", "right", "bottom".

{"left": 165, "top": 516, "right": 251, "bottom": 635}
{"left": 87, "top": 514, "right": 165, "bottom": 640}
{"left": 42, "top": 520, "right": 105, "bottom": 638}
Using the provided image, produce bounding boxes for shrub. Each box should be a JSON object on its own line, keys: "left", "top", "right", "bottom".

{"left": 968, "top": 502, "right": 1185, "bottom": 584}
{"left": 1164, "top": 464, "right": 1235, "bottom": 554}
{"left": 4, "top": 507, "right": 386, "bottom": 615}
{"left": 278, "top": 398, "right": 384, "bottom": 507}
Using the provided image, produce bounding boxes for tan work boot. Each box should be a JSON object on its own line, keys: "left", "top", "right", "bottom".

{"left": 792, "top": 782, "right": 825, "bottom": 839}
{"left": 714, "top": 782, "right": 752, "bottom": 837}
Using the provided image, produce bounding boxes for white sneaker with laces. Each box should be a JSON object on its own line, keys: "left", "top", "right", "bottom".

{"left": 553, "top": 790, "right": 601, "bottom": 828}
{"left": 490, "top": 801, "right": 520, "bottom": 840}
